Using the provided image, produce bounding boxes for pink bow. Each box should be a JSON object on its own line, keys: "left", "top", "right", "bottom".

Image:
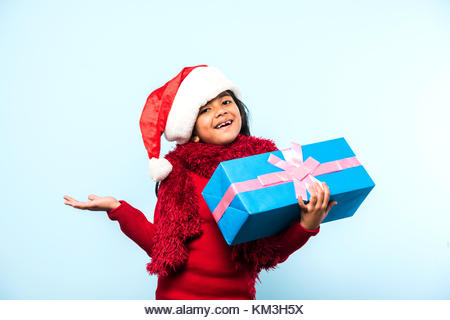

{"left": 257, "top": 143, "right": 321, "bottom": 201}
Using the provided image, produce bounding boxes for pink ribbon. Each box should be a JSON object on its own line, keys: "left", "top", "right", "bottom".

{"left": 211, "top": 142, "right": 361, "bottom": 223}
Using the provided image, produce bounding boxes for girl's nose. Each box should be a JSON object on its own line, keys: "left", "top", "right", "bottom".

{"left": 215, "top": 106, "right": 227, "bottom": 118}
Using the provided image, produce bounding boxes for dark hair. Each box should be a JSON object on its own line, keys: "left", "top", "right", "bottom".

{"left": 155, "top": 90, "right": 251, "bottom": 196}
{"left": 226, "top": 90, "right": 251, "bottom": 137}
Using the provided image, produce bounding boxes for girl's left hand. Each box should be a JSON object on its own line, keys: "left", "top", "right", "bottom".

{"left": 297, "top": 182, "right": 338, "bottom": 230}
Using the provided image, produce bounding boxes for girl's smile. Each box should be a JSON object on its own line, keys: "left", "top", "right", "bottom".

{"left": 214, "top": 119, "right": 233, "bottom": 130}
{"left": 191, "top": 91, "right": 242, "bottom": 145}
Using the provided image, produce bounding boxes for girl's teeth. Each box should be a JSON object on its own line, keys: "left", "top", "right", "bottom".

{"left": 217, "top": 120, "right": 231, "bottom": 129}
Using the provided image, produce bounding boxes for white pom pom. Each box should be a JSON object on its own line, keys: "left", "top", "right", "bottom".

{"left": 148, "top": 158, "right": 173, "bottom": 182}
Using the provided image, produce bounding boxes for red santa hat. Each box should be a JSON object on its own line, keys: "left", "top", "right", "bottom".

{"left": 139, "top": 65, "right": 242, "bottom": 182}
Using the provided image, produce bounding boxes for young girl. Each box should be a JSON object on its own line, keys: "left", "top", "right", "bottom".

{"left": 64, "top": 65, "right": 337, "bottom": 300}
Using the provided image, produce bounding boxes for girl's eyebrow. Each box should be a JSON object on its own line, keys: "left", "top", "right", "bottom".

{"left": 202, "top": 92, "right": 231, "bottom": 108}
{"left": 217, "top": 92, "right": 231, "bottom": 99}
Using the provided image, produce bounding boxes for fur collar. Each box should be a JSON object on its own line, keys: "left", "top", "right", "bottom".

{"left": 147, "top": 134, "right": 286, "bottom": 291}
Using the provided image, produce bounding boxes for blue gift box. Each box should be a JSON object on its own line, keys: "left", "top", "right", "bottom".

{"left": 201, "top": 137, "right": 375, "bottom": 245}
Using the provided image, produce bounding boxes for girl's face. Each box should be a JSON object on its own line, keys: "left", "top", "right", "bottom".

{"left": 191, "top": 91, "right": 242, "bottom": 145}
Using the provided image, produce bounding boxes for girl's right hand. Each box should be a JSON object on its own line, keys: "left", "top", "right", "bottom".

{"left": 63, "top": 194, "right": 121, "bottom": 212}
{"left": 297, "top": 182, "right": 337, "bottom": 230}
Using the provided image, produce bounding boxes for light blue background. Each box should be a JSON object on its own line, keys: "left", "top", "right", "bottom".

{"left": 1, "top": 0, "right": 449, "bottom": 299}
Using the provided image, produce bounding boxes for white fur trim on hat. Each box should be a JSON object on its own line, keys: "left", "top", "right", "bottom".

{"left": 149, "top": 157, "right": 173, "bottom": 182}
{"left": 164, "top": 66, "right": 242, "bottom": 144}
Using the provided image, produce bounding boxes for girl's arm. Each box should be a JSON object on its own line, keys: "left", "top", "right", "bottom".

{"left": 106, "top": 200, "right": 158, "bottom": 257}
{"left": 275, "top": 220, "right": 320, "bottom": 263}
{"left": 64, "top": 194, "right": 158, "bottom": 257}
{"left": 274, "top": 181, "right": 337, "bottom": 263}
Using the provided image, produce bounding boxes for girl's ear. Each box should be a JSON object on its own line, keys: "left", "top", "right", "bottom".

{"left": 191, "top": 135, "right": 200, "bottom": 143}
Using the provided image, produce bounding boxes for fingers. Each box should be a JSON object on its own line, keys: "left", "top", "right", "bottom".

{"left": 63, "top": 194, "right": 98, "bottom": 210}
{"left": 316, "top": 182, "right": 336, "bottom": 215}
{"left": 297, "top": 196, "right": 307, "bottom": 212}
{"left": 308, "top": 183, "right": 325, "bottom": 210}
{"left": 72, "top": 201, "right": 94, "bottom": 210}
{"left": 64, "top": 195, "right": 83, "bottom": 209}
{"left": 305, "top": 182, "right": 335, "bottom": 209}
{"left": 88, "top": 194, "right": 100, "bottom": 201}
{"left": 64, "top": 195, "right": 77, "bottom": 207}
{"left": 326, "top": 201, "right": 338, "bottom": 214}
{"left": 315, "top": 183, "right": 324, "bottom": 210}
{"left": 322, "top": 182, "right": 330, "bottom": 210}
{"left": 308, "top": 184, "right": 318, "bottom": 207}
{"left": 299, "top": 182, "right": 338, "bottom": 229}
{"left": 311, "top": 182, "right": 332, "bottom": 209}
{"left": 64, "top": 195, "right": 76, "bottom": 202}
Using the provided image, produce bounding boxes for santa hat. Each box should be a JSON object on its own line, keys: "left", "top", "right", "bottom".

{"left": 139, "top": 65, "right": 242, "bottom": 182}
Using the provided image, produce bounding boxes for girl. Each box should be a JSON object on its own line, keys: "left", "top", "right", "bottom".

{"left": 64, "top": 65, "right": 337, "bottom": 300}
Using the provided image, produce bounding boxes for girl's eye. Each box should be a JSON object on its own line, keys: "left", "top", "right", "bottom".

{"left": 222, "top": 100, "right": 231, "bottom": 105}
{"left": 200, "top": 107, "right": 210, "bottom": 114}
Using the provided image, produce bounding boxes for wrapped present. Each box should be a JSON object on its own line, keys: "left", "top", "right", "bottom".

{"left": 202, "top": 137, "right": 375, "bottom": 245}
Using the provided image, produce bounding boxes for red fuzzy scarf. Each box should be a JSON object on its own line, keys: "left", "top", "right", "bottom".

{"left": 147, "top": 134, "right": 287, "bottom": 278}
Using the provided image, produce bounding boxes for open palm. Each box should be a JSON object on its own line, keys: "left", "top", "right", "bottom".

{"left": 63, "top": 194, "right": 120, "bottom": 212}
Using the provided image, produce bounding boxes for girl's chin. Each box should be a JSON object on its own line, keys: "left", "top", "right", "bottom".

{"left": 205, "top": 130, "right": 240, "bottom": 145}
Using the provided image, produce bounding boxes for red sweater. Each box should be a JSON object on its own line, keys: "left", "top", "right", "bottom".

{"left": 107, "top": 171, "right": 319, "bottom": 300}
